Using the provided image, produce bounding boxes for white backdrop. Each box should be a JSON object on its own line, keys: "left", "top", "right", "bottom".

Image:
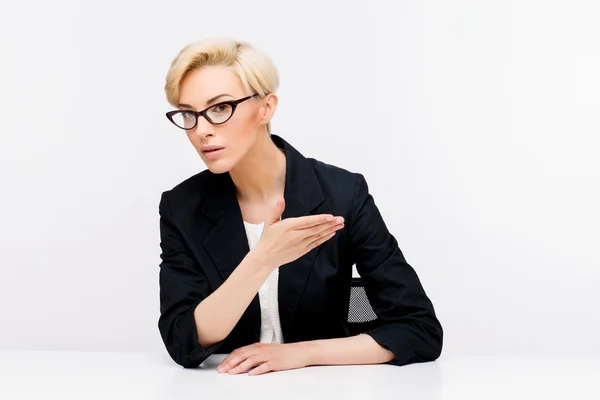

{"left": 1, "top": 0, "right": 598, "bottom": 357}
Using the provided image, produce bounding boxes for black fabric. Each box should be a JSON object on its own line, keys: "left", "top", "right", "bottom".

{"left": 158, "top": 134, "right": 443, "bottom": 368}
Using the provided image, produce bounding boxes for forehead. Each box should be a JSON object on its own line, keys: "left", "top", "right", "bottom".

{"left": 179, "top": 65, "right": 244, "bottom": 106}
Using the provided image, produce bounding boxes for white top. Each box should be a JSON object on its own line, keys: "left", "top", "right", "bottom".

{"left": 243, "top": 220, "right": 284, "bottom": 344}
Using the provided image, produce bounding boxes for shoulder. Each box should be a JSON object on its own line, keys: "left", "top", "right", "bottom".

{"left": 158, "top": 169, "right": 214, "bottom": 210}
{"left": 306, "top": 156, "right": 367, "bottom": 205}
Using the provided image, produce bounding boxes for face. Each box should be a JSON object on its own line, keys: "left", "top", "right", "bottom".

{"left": 176, "top": 65, "right": 276, "bottom": 174}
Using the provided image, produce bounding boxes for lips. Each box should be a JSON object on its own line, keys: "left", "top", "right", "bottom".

{"left": 201, "top": 146, "right": 225, "bottom": 153}
{"left": 201, "top": 146, "right": 225, "bottom": 160}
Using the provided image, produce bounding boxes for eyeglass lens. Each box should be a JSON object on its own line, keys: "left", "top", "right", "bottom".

{"left": 171, "top": 103, "right": 234, "bottom": 128}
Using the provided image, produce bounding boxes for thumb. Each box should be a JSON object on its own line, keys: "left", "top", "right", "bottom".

{"left": 265, "top": 197, "right": 285, "bottom": 227}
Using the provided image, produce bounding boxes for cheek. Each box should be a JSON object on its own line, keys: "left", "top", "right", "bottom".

{"left": 228, "top": 114, "right": 258, "bottom": 143}
{"left": 238, "top": 106, "right": 261, "bottom": 127}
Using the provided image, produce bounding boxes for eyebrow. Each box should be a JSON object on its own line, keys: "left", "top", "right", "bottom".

{"left": 178, "top": 93, "right": 233, "bottom": 109}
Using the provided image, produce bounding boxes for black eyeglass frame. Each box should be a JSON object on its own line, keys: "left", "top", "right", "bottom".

{"left": 166, "top": 93, "right": 260, "bottom": 130}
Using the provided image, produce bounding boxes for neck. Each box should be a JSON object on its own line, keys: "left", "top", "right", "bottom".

{"left": 229, "top": 132, "right": 286, "bottom": 204}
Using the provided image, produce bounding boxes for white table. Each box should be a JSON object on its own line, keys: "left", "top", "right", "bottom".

{"left": 0, "top": 350, "right": 598, "bottom": 399}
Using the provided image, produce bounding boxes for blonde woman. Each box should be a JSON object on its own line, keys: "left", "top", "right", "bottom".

{"left": 158, "top": 37, "right": 443, "bottom": 375}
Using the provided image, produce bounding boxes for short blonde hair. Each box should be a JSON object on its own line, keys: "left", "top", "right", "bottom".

{"left": 164, "top": 37, "right": 280, "bottom": 134}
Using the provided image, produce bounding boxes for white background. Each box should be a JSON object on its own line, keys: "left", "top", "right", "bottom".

{"left": 0, "top": 0, "right": 598, "bottom": 358}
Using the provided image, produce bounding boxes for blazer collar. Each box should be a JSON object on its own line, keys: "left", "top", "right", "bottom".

{"left": 198, "top": 134, "right": 324, "bottom": 343}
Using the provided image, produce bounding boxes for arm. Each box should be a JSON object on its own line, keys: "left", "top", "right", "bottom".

{"left": 346, "top": 173, "right": 443, "bottom": 366}
{"left": 304, "top": 334, "right": 395, "bottom": 366}
{"left": 194, "top": 252, "right": 272, "bottom": 350}
{"left": 158, "top": 191, "right": 272, "bottom": 368}
{"left": 216, "top": 333, "right": 394, "bottom": 375}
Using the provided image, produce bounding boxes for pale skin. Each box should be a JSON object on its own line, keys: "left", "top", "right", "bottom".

{"left": 176, "top": 65, "right": 395, "bottom": 376}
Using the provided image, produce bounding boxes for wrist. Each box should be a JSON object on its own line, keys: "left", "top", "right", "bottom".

{"left": 295, "top": 340, "right": 320, "bottom": 367}
{"left": 247, "top": 245, "right": 277, "bottom": 273}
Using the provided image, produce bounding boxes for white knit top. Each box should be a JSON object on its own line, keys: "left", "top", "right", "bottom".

{"left": 243, "top": 220, "right": 284, "bottom": 344}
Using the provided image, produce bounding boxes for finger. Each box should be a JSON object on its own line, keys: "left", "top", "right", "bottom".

{"left": 306, "top": 230, "right": 336, "bottom": 250}
{"left": 217, "top": 350, "right": 241, "bottom": 371}
{"left": 217, "top": 357, "right": 231, "bottom": 371}
{"left": 303, "top": 219, "right": 344, "bottom": 238}
{"left": 228, "top": 356, "right": 264, "bottom": 375}
{"left": 218, "top": 352, "right": 248, "bottom": 373}
{"left": 265, "top": 198, "right": 285, "bottom": 226}
{"left": 304, "top": 222, "right": 344, "bottom": 244}
{"left": 218, "top": 342, "right": 260, "bottom": 372}
{"left": 248, "top": 362, "right": 273, "bottom": 376}
{"left": 290, "top": 214, "right": 336, "bottom": 230}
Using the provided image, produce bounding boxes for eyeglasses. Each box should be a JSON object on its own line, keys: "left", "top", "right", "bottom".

{"left": 166, "top": 93, "right": 260, "bottom": 130}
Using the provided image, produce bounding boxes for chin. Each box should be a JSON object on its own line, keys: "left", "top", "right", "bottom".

{"left": 207, "top": 166, "right": 231, "bottom": 174}
{"left": 204, "top": 160, "right": 233, "bottom": 174}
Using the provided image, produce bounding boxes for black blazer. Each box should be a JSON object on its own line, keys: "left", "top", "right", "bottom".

{"left": 158, "top": 134, "right": 443, "bottom": 368}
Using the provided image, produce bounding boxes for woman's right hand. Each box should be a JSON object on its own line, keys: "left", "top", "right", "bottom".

{"left": 253, "top": 197, "right": 344, "bottom": 271}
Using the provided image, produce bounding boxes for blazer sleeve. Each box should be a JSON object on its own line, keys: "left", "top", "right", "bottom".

{"left": 347, "top": 173, "right": 443, "bottom": 366}
{"left": 158, "top": 191, "right": 226, "bottom": 368}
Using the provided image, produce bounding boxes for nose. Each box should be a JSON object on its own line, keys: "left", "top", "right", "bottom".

{"left": 192, "top": 115, "right": 214, "bottom": 138}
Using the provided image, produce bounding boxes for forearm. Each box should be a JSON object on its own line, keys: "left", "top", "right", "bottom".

{"left": 194, "top": 249, "right": 273, "bottom": 348}
{"left": 304, "top": 334, "right": 395, "bottom": 366}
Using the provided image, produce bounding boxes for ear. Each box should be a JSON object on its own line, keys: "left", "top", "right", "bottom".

{"left": 259, "top": 93, "right": 278, "bottom": 125}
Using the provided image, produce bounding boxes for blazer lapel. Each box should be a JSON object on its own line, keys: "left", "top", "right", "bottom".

{"left": 271, "top": 135, "right": 325, "bottom": 342}
{"left": 201, "top": 172, "right": 262, "bottom": 342}
{"left": 198, "top": 134, "right": 325, "bottom": 344}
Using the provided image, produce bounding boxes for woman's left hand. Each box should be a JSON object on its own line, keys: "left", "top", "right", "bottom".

{"left": 217, "top": 342, "right": 311, "bottom": 376}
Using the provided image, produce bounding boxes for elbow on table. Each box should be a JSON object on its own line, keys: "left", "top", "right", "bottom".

{"left": 420, "top": 320, "right": 444, "bottom": 363}
{"left": 404, "top": 319, "right": 444, "bottom": 365}
{"left": 161, "top": 332, "right": 207, "bottom": 369}
{"left": 158, "top": 315, "right": 208, "bottom": 369}
{"left": 426, "top": 328, "right": 444, "bottom": 362}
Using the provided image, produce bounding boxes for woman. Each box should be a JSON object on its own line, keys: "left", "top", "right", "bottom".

{"left": 158, "top": 37, "right": 443, "bottom": 375}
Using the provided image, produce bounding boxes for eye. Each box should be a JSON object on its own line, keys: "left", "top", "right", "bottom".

{"left": 181, "top": 111, "right": 195, "bottom": 119}
{"left": 211, "top": 103, "right": 232, "bottom": 114}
